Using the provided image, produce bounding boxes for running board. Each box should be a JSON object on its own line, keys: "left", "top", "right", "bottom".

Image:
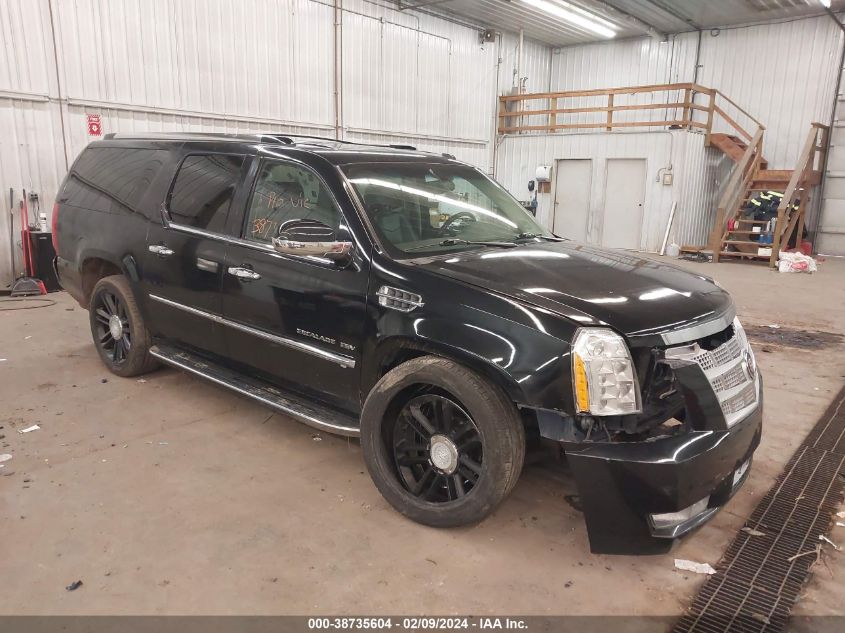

{"left": 149, "top": 343, "right": 360, "bottom": 437}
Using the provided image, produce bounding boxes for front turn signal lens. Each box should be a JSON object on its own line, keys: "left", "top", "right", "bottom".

{"left": 571, "top": 327, "right": 642, "bottom": 416}
{"left": 573, "top": 354, "right": 590, "bottom": 412}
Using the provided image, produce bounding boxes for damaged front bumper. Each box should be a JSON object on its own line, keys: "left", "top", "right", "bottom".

{"left": 563, "top": 383, "right": 763, "bottom": 555}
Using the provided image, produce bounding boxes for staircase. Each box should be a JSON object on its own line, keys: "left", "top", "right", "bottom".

{"left": 708, "top": 124, "right": 829, "bottom": 266}
{"left": 710, "top": 134, "right": 769, "bottom": 168}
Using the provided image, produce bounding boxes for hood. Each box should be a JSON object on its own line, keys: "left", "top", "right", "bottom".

{"left": 414, "top": 241, "right": 733, "bottom": 346}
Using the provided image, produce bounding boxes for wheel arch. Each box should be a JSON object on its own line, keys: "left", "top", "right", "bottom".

{"left": 364, "top": 336, "right": 529, "bottom": 408}
{"left": 78, "top": 250, "right": 142, "bottom": 306}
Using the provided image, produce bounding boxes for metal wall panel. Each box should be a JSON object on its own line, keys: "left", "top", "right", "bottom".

{"left": 819, "top": 63, "right": 845, "bottom": 255}
{"left": 0, "top": 98, "right": 66, "bottom": 287}
{"left": 0, "top": 0, "right": 55, "bottom": 96}
{"left": 694, "top": 16, "right": 842, "bottom": 168}
{"left": 55, "top": 0, "right": 336, "bottom": 126}
{"left": 499, "top": 31, "right": 552, "bottom": 95}
{"left": 672, "top": 132, "right": 733, "bottom": 248}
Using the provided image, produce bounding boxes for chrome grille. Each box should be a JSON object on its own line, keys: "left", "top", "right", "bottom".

{"left": 664, "top": 321, "right": 759, "bottom": 427}
{"left": 686, "top": 335, "right": 743, "bottom": 371}
{"left": 721, "top": 382, "right": 757, "bottom": 416}
{"left": 710, "top": 362, "right": 747, "bottom": 392}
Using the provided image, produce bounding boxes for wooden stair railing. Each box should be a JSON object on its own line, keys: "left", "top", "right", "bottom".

{"left": 767, "top": 123, "right": 829, "bottom": 268}
{"left": 708, "top": 128, "right": 766, "bottom": 261}
{"left": 496, "top": 83, "right": 760, "bottom": 140}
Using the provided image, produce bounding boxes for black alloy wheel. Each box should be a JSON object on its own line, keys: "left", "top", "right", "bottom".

{"left": 92, "top": 288, "right": 131, "bottom": 365}
{"left": 360, "top": 355, "right": 525, "bottom": 528}
{"left": 391, "top": 392, "right": 483, "bottom": 503}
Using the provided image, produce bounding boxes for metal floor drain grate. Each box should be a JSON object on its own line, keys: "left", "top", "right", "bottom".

{"left": 673, "top": 388, "right": 845, "bottom": 633}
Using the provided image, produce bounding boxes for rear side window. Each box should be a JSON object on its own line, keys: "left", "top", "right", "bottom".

{"left": 167, "top": 154, "right": 245, "bottom": 233}
{"left": 64, "top": 147, "right": 167, "bottom": 215}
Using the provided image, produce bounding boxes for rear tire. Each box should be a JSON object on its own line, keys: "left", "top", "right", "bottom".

{"left": 360, "top": 356, "right": 525, "bottom": 528}
{"left": 89, "top": 275, "right": 158, "bottom": 377}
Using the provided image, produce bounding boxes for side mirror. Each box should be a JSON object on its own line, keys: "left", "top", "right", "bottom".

{"left": 272, "top": 218, "right": 353, "bottom": 264}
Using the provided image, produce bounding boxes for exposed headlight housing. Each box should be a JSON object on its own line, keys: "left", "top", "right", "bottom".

{"left": 572, "top": 328, "right": 642, "bottom": 415}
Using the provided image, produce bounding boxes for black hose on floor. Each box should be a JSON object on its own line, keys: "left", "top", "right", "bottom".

{"left": 0, "top": 297, "right": 58, "bottom": 311}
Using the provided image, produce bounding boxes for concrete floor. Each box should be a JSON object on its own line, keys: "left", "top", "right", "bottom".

{"left": 1, "top": 256, "right": 844, "bottom": 618}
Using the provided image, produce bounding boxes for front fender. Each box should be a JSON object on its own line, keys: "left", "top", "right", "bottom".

{"left": 363, "top": 309, "right": 575, "bottom": 411}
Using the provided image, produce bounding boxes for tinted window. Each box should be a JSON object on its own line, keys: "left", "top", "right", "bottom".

{"left": 244, "top": 160, "right": 341, "bottom": 243}
{"left": 168, "top": 154, "right": 245, "bottom": 232}
{"left": 64, "top": 147, "right": 167, "bottom": 216}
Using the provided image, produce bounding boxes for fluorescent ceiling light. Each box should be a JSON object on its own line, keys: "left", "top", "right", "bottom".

{"left": 521, "top": 0, "right": 616, "bottom": 38}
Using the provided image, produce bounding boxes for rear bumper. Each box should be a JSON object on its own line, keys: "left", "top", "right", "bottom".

{"left": 563, "top": 386, "right": 763, "bottom": 555}
{"left": 54, "top": 256, "right": 85, "bottom": 305}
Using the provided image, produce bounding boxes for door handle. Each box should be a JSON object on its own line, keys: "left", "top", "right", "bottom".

{"left": 227, "top": 266, "right": 261, "bottom": 281}
{"left": 148, "top": 244, "right": 174, "bottom": 257}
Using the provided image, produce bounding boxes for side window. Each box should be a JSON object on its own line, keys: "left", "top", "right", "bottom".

{"left": 244, "top": 160, "right": 341, "bottom": 243}
{"left": 168, "top": 154, "right": 245, "bottom": 232}
{"left": 64, "top": 147, "right": 168, "bottom": 217}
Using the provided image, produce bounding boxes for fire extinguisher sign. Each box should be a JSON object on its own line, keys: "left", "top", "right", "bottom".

{"left": 87, "top": 114, "right": 102, "bottom": 137}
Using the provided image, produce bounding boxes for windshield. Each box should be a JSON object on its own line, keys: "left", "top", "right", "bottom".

{"left": 342, "top": 162, "right": 553, "bottom": 257}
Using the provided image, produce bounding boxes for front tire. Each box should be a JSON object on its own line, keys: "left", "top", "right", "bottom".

{"left": 89, "top": 275, "right": 158, "bottom": 377}
{"left": 360, "top": 356, "right": 525, "bottom": 528}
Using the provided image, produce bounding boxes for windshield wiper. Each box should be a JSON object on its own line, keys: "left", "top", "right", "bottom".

{"left": 513, "top": 232, "right": 564, "bottom": 242}
{"left": 405, "top": 238, "right": 519, "bottom": 252}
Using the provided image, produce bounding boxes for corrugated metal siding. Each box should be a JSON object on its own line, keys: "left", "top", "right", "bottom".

{"left": 499, "top": 31, "right": 552, "bottom": 95}
{"left": 0, "top": 0, "right": 54, "bottom": 96}
{"left": 551, "top": 35, "right": 696, "bottom": 90}
{"left": 0, "top": 98, "right": 65, "bottom": 286}
{"left": 673, "top": 132, "right": 733, "bottom": 247}
{"left": 57, "top": 0, "right": 336, "bottom": 126}
{"left": 695, "top": 16, "right": 842, "bottom": 168}
{"left": 819, "top": 61, "right": 845, "bottom": 255}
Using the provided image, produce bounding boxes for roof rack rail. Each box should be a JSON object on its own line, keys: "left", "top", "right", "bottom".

{"left": 256, "top": 134, "right": 294, "bottom": 144}
{"left": 99, "top": 132, "right": 429, "bottom": 155}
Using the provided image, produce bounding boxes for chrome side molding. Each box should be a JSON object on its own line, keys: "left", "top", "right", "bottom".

{"left": 148, "top": 294, "right": 355, "bottom": 369}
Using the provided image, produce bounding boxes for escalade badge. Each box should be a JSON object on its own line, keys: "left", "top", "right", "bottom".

{"left": 742, "top": 349, "right": 756, "bottom": 381}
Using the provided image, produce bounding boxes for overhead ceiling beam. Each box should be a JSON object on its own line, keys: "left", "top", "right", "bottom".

{"left": 640, "top": 0, "right": 702, "bottom": 30}
{"left": 587, "top": 0, "right": 668, "bottom": 39}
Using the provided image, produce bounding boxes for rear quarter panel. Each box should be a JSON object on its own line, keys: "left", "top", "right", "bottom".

{"left": 55, "top": 142, "right": 180, "bottom": 309}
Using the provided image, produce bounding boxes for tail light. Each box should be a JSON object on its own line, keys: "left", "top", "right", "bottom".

{"left": 51, "top": 201, "right": 59, "bottom": 253}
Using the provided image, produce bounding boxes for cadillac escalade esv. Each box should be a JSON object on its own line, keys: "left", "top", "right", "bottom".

{"left": 54, "top": 133, "right": 762, "bottom": 554}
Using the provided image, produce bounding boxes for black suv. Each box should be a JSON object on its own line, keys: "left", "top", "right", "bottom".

{"left": 54, "top": 133, "right": 762, "bottom": 554}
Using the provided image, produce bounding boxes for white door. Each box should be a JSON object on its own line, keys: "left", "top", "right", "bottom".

{"left": 553, "top": 159, "right": 591, "bottom": 242}
{"left": 602, "top": 158, "right": 646, "bottom": 250}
